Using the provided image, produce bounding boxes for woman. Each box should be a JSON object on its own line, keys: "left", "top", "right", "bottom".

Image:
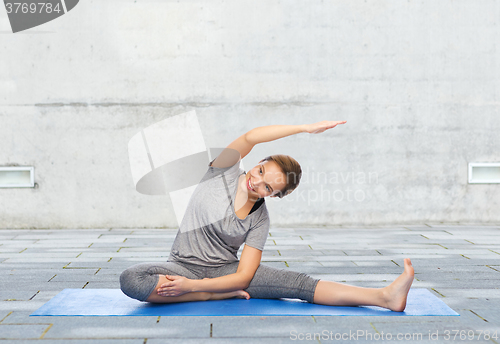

{"left": 120, "top": 120, "right": 414, "bottom": 312}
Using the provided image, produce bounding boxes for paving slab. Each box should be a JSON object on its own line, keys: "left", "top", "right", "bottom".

{"left": 268, "top": 250, "right": 328, "bottom": 258}
{"left": 428, "top": 289, "right": 500, "bottom": 298}
{"left": 44, "top": 319, "right": 210, "bottom": 339}
{"left": 1, "top": 240, "right": 41, "bottom": 247}
{"left": 211, "top": 316, "right": 344, "bottom": 337}
{"left": 417, "top": 280, "right": 500, "bottom": 289}
{"left": 0, "top": 290, "right": 41, "bottom": 301}
{"left": 0, "top": 324, "right": 52, "bottom": 340}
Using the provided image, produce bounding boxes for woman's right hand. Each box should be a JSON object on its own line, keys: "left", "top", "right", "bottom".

{"left": 304, "top": 120, "right": 347, "bottom": 134}
{"left": 158, "top": 275, "right": 193, "bottom": 297}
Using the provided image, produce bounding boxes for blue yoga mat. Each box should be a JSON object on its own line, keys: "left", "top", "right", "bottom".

{"left": 30, "top": 288, "right": 458, "bottom": 316}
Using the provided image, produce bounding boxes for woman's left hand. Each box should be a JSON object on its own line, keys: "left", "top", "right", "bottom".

{"left": 157, "top": 275, "right": 194, "bottom": 297}
{"left": 304, "top": 120, "right": 347, "bottom": 134}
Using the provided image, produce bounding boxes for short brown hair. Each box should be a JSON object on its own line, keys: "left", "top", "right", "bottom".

{"left": 260, "top": 154, "right": 302, "bottom": 198}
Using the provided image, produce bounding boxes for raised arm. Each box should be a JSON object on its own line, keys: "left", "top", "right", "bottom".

{"left": 211, "top": 121, "right": 347, "bottom": 168}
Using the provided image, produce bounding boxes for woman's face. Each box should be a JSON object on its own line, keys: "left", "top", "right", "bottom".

{"left": 245, "top": 160, "right": 287, "bottom": 199}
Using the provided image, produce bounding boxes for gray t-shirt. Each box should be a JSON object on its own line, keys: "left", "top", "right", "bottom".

{"left": 168, "top": 158, "right": 270, "bottom": 267}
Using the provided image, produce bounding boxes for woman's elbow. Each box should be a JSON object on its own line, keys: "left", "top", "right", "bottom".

{"left": 240, "top": 280, "right": 251, "bottom": 290}
{"left": 237, "top": 273, "right": 253, "bottom": 290}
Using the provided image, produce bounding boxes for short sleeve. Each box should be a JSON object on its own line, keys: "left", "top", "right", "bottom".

{"left": 244, "top": 211, "right": 270, "bottom": 251}
{"left": 204, "top": 157, "right": 243, "bottom": 184}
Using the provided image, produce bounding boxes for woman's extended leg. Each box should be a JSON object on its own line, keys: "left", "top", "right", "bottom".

{"left": 313, "top": 258, "right": 414, "bottom": 312}
{"left": 209, "top": 258, "right": 414, "bottom": 312}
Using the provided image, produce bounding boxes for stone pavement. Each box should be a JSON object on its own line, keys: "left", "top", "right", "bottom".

{"left": 1, "top": 225, "right": 499, "bottom": 343}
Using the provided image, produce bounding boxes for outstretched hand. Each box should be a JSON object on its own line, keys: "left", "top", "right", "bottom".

{"left": 157, "top": 275, "right": 193, "bottom": 297}
{"left": 304, "top": 120, "right": 347, "bottom": 134}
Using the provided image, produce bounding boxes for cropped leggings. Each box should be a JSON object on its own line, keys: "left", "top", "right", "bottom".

{"left": 120, "top": 260, "right": 320, "bottom": 303}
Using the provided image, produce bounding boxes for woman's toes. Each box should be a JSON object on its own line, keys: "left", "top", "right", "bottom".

{"left": 234, "top": 290, "right": 250, "bottom": 299}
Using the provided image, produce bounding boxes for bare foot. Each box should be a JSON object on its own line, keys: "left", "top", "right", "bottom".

{"left": 232, "top": 290, "right": 250, "bottom": 300}
{"left": 381, "top": 258, "right": 414, "bottom": 312}
{"left": 209, "top": 290, "right": 250, "bottom": 301}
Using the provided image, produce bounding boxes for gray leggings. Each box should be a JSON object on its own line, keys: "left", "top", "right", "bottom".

{"left": 120, "top": 261, "right": 320, "bottom": 303}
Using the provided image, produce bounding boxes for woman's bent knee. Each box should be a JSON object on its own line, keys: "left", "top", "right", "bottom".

{"left": 119, "top": 264, "right": 160, "bottom": 302}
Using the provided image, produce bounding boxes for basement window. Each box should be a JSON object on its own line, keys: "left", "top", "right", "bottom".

{"left": 0, "top": 166, "right": 35, "bottom": 188}
{"left": 468, "top": 163, "right": 500, "bottom": 184}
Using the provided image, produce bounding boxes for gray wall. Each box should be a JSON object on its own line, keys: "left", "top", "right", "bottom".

{"left": 1, "top": 0, "right": 499, "bottom": 229}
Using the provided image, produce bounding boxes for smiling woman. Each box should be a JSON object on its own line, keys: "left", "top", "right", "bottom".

{"left": 119, "top": 120, "right": 415, "bottom": 312}
{"left": 248, "top": 155, "right": 302, "bottom": 199}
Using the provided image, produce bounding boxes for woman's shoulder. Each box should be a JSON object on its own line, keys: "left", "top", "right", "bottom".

{"left": 209, "top": 148, "right": 241, "bottom": 169}
{"left": 201, "top": 157, "right": 242, "bottom": 183}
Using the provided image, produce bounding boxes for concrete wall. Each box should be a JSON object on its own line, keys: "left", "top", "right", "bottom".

{"left": 1, "top": 0, "right": 499, "bottom": 229}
